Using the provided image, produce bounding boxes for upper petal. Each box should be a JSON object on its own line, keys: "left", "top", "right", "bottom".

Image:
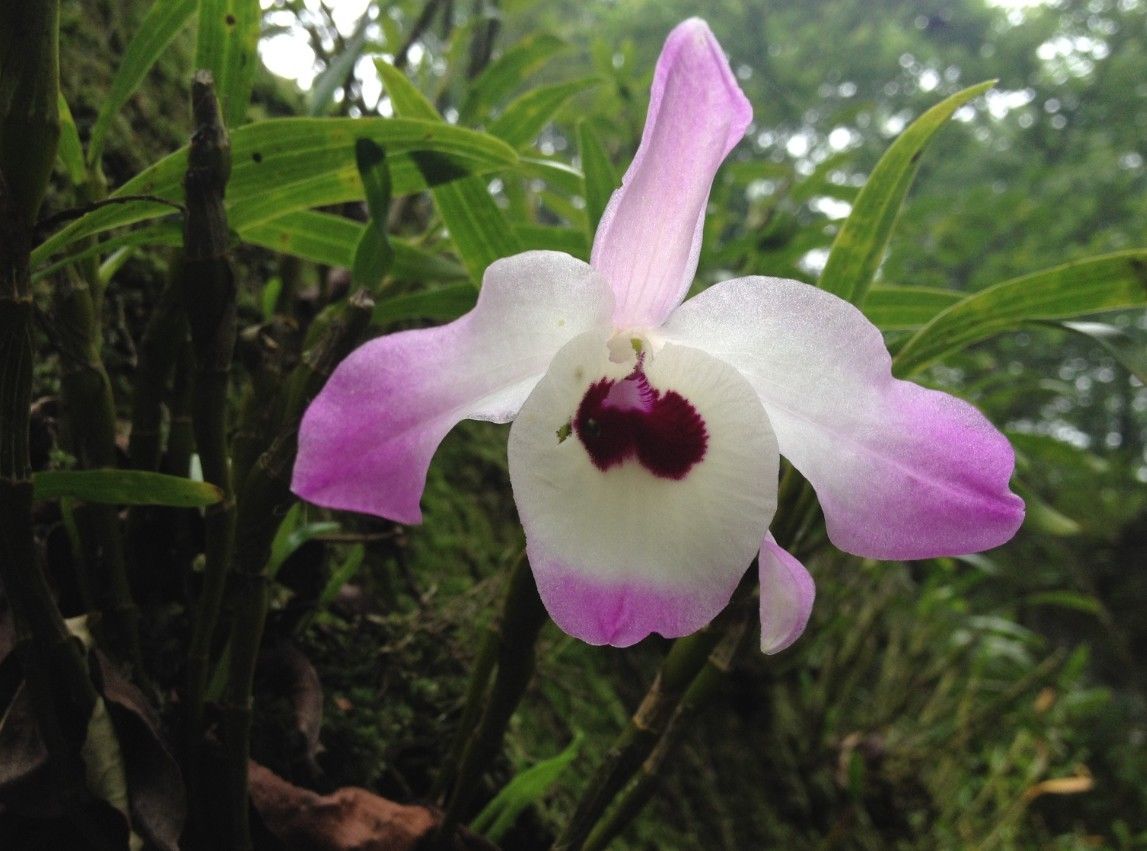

{"left": 591, "top": 18, "right": 751, "bottom": 330}
{"left": 663, "top": 277, "right": 1025, "bottom": 559}
{"left": 291, "top": 251, "right": 613, "bottom": 523}
{"left": 508, "top": 331, "right": 778, "bottom": 646}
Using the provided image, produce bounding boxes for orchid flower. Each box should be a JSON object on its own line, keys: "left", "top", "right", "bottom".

{"left": 292, "top": 18, "right": 1024, "bottom": 653}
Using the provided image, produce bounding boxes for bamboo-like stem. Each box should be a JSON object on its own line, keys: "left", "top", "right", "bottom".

{"left": 0, "top": 3, "right": 113, "bottom": 841}
{"left": 179, "top": 72, "right": 238, "bottom": 844}
{"left": 582, "top": 609, "right": 754, "bottom": 851}
{"left": 431, "top": 552, "right": 524, "bottom": 802}
{"left": 437, "top": 553, "right": 548, "bottom": 841}
{"left": 52, "top": 266, "right": 141, "bottom": 668}
{"left": 219, "top": 290, "right": 374, "bottom": 851}
{"left": 549, "top": 578, "right": 751, "bottom": 851}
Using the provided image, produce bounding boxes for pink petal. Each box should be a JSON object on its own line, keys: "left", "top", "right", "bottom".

{"left": 508, "top": 332, "right": 778, "bottom": 646}
{"left": 291, "top": 252, "right": 612, "bottom": 522}
{"left": 758, "top": 535, "right": 815, "bottom": 654}
{"left": 591, "top": 18, "right": 751, "bottom": 330}
{"left": 663, "top": 276, "right": 1025, "bottom": 559}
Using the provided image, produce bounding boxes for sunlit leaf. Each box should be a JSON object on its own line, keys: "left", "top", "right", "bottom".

{"left": 31, "top": 117, "right": 518, "bottom": 263}
{"left": 819, "top": 81, "right": 995, "bottom": 305}
{"left": 196, "top": 0, "right": 260, "bottom": 127}
{"left": 893, "top": 251, "right": 1147, "bottom": 376}
{"left": 56, "top": 92, "right": 87, "bottom": 186}
{"left": 460, "top": 33, "right": 567, "bottom": 123}
{"left": 862, "top": 285, "right": 962, "bottom": 331}
{"left": 489, "top": 78, "right": 599, "bottom": 149}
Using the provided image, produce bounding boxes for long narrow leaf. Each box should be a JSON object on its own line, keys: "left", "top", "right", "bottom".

{"left": 488, "top": 78, "right": 599, "bottom": 149}
{"left": 240, "top": 210, "right": 468, "bottom": 281}
{"left": 1044, "top": 320, "right": 1147, "bottom": 384}
{"left": 196, "top": 0, "right": 261, "bottom": 127}
{"left": 372, "top": 283, "right": 477, "bottom": 326}
{"left": 862, "top": 285, "right": 962, "bottom": 331}
{"left": 88, "top": 0, "right": 197, "bottom": 164}
{"left": 34, "top": 470, "right": 223, "bottom": 507}
{"left": 459, "top": 33, "right": 566, "bottom": 123}
{"left": 56, "top": 92, "right": 87, "bottom": 186}
{"left": 577, "top": 119, "right": 616, "bottom": 238}
{"left": 893, "top": 251, "right": 1147, "bottom": 376}
{"left": 32, "top": 117, "right": 518, "bottom": 263}
{"left": 376, "top": 60, "right": 520, "bottom": 282}
{"left": 819, "top": 81, "right": 995, "bottom": 305}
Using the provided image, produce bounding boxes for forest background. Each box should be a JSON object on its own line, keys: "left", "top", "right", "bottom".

{"left": 2, "top": 0, "right": 1146, "bottom": 848}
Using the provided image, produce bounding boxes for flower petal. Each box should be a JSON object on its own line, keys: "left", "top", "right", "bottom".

{"left": 758, "top": 535, "right": 815, "bottom": 654}
{"left": 591, "top": 18, "right": 751, "bottom": 330}
{"left": 663, "top": 276, "right": 1025, "bottom": 559}
{"left": 508, "top": 331, "right": 778, "bottom": 646}
{"left": 292, "top": 252, "right": 613, "bottom": 522}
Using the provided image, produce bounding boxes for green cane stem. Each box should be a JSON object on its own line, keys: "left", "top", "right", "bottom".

{"left": 582, "top": 608, "right": 754, "bottom": 851}
{"left": 219, "top": 290, "right": 374, "bottom": 851}
{"left": 437, "top": 552, "right": 548, "bottom": 842}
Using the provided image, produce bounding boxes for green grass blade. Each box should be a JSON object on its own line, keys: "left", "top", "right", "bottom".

{"left": 862, "top": 285, "right": 963, "bottom": 331}
{"left": 488, "top": 78, "right": 599, "bottom": 149}
{"left": 577, "top": 119, "right": 616, "bottom": 239}
{"left": 892, "top": 251, "right": 1147, "bottom": 377}
{"left": 471, "top": 734, "right": 583, "bottom": 842}
{"left": 240, "top": 210, "right": 468, "bottom": 281}
{"left": 33, "top": 469, "right": 223, "bottom": 507}
{"left": 372, "top": 283, "right": 477, "bottom": 326}
{"left": 88, "top": 0, "right": 197, "bottom": 164}
{"left": 31, "top": 117, "right": 518, "bottom": 263}
{"left": 56, "top": 91, "right": 87, "bottom": 186}
{"left": 377, "top": 59, "right": 519, "bottom": 283}
{"left": 819, "top": 80, "right": 995, "bottom": 305}
{"left": 459, "top": 32, "right": 566, "bottom": 123}
{"left": 196, "top": 0, "right": 260, "bottom": 127}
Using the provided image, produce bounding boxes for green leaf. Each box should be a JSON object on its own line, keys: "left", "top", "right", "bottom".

{"left": 56, "top": 92, "right": 87, "bottom": 186}
{"left": 88, "top": 0, "right": 197, "bottom": 164}
{"left": 376, "top": 60, "right": 519, "bottom": 282}
{"left": 460, "top": 33, "right": 567, "bottom": 124}
{"left": 266, "top": 503, "right": 340, "bottom": 580}
{"left": 893, "top": 251, "right": 1147, "bottom": 377}
{"left": 261, "top": 275, "right": 283, "bottom": 321}
{"left": 32, "top": 117, "right": 518, "bottom": 263}
{"left": 488, "top": 78, "right": 599, "bottom": 149}
{"left": 577, "top": 119, "right": 616, "bottom": 238}
{"left": 1044, "top": 320, "right": 1147, "bottom": 384}
{"left": 196, "top": 0, "right": 260, "bottom": 127}
{"left": 1023, "top": 590, "right": 1102, "bottom": 615}
{"left": 430, "top": 178, "right": 522, "bottom": 282}
{"left": 470, "top": 733, "right": 583, "bottom": 842}
{"left": 309, "top": 16, "right": 370, "bottom": 116}
{"left": 372, "top": 283, "right": 477, "bottom": 326}
{"left": 240, "top": 210, "right": 468, "bottom": 281}
{"left": 862, "top": 285, "right": 962, "bottom": 331}
{"left": 33, "top": 469, "right": 224, "bottom": 507}
{"left": 1012, "top": 480, "right": 1082, "bottom": 537}
{"left": 352, "top": 139, "right": 396, "bottom": 289}
{"left": 819, "top": 81, "right": 995, "bottom": 305}
{"left": 512, "top": 224, "right": 587, "bottom": 257}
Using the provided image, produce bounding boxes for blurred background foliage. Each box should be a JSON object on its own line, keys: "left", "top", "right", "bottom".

{"left": 35, "top": 0, "right": 1147, "bottom": 847}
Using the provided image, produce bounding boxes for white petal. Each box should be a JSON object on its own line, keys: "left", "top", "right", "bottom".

{"left": 508, "top": 332, "right": 779, "bottom": 646}
{"left": 758, "top": 535, "right": 815, "bottom": 654}
{"left": 293, "top": 251, "right": 612, "bottom": 522}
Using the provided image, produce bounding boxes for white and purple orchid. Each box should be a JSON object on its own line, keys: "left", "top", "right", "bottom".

{"left": 292, "top": 19, "right": 1024, "bottom": 653}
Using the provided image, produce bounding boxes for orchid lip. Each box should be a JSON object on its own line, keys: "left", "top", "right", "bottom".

{"left": 573, "top": 358, "right": 708, "bottom": 480}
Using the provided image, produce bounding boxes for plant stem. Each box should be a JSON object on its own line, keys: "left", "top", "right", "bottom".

{"left": 52, "top": 265, "right": 141, "bottom": 668}
{"left": 437, "top": 552, "right": 548, "bottom": 841}
{"left": 178, "top": 71, "right": 237, "bottom": 843}
{"left": 220, "top": 290, "right": 374, "bottom": 851}
{"left": 582, "top": 609, "right": 754, "bottom": 851}
{"left": 551, "top": 573, "right": 756, "bottom": 851}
